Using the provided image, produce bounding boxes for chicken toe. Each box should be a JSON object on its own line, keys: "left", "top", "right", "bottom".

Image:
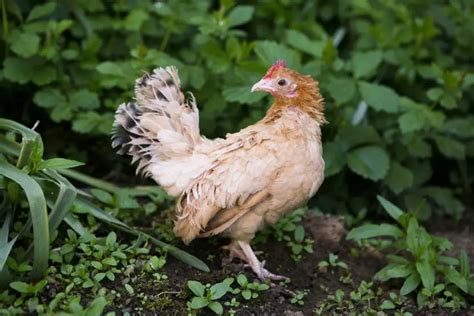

{"left": 237, "top": 241, "right": 289, "bottom": 281}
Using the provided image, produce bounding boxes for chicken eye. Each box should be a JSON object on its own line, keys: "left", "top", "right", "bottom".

{"left": 277, "top": 79, "right": 287, "bottom": 86}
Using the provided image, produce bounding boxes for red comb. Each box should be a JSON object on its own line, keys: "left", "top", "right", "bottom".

{"left": 263, "top": 59, "right": 287, "bottom": 78}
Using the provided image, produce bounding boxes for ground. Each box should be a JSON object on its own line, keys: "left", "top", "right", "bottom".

{"left": 93, "top": 213, "right": 474, "bottom": 315}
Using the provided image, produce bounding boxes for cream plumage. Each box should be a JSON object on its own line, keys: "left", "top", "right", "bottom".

{"left": 112, "top": 61, "right": 326, "bottom": 279}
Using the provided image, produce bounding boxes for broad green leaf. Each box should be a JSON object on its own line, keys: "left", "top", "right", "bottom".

{"left": 400, "top": 273, "right": 421, "bottom": 295}
{"left": 9, "top": 281, "right": 31, "bottom": 293}
{"left": 416, "top": 260, "right": 435, "bottom": 290}
{"left": 323, "top": 142, "right": 346, "bottom": 177}
{"left": 124, "top": 9, "right": 149, "bottom": 31}
{"left": 3, "top": 57, "right": 33, "bottom": 83}
{"left": 223, "top": 86, "right": 265, "bottom": 104}
{"left": 346, "top": 223, "right": 403, "bottom": 240}
{"left": 190, "top": 296, "right": 208, "bottom": 309}
{"left": 421, "top": 186, "right": 464, "bottom": 219}
{"left": 187, "top": 280, "right": 205, "bottom": 297}
{"left": 286, "top": 30, "right": 323, "bottom": 57}
{"left": 33, "top": 89, "right": 66, "bottom": 108}
{"left": 254, "top": 41, "right": 300, "bottom": 69}
{"left": 443, "top": 117, "right": 474, "bottom": 138}
{"left": 210, "top": 282, "right": 230, "bottom": 300}
{"left": 358, "top": 82, "right": 399, "bottom": 113}
{"left": 227, "top": 5, "right": 254, "bottom": 27}
{"left": 208, "top": 301, "right": 223, "bottom": 314}
{"left": 325, "top": 77, "right": 356, "bottom": 104}
{"left": 375, "top": 263, "right": 413, "bottom": 281}
{"left": 27, "top": 3, "right": 57, "bottom": 21}
{"left": 347, "top": 145, "right": 390, "bottom": 181}
{"left": 377, "top": 196, "right": 405, "bottom": 223}
{"left": 335, "top": 125, "right": 381, "bottom": 150}
{"left": 69, "top": 89, "right": 100, "bottom": 110}
{"left": 38, "top": 158, "right": 84, "bottom": 170}
{"left": 90, "top": 189, "right": 113, "bottom": 205}
{"left": 432, "top": 135, "right": 465, "bottom": 159}
{"left": 32, "top": 65, "right": 57, "bottom": 86}
{"left": 352, "top": 50, "right": 382, "bottom": 78}
{"left": 384, "top": 162, "right": 414, "bottom": 194}
{"left": 96, "top": 62, "right": 123, "bottom": 76}
{"left": 10, "top": 32, "right": 40, "bottom": 58}
{"left": 294, "top": 225, "right": 305, "bottom": 243}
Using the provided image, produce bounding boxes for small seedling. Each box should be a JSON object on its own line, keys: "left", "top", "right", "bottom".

{"left": 232, "top": 274, "right": 269, "bottom": 300}
{"left": 186, "top": 278, "right": 234, "bottom": 315}
{"left": 318, "top": 253, "right": 348, "bottom": 272}
{"left": 290, "top": 290, "right": 309, "bottom": 305}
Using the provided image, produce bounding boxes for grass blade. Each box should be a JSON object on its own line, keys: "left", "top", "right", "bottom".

{"left": 0, "top": 160, "right": 49, "bottom": 280}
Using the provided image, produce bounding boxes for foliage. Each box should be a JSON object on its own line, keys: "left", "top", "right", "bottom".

{"left": 232, "top": 274, "right": 269, "bottom": 300}
{"left": 0, "top": 118, "right": 207, "bottom": 288}
{"left": 186, "top": 278, "right": 234, "bottom": 315}
{"left": 347, "top": 196, "right": 474, "bottom": 308}
{"left": 0, "top": 0, "right": 472, "bottom": 219}
{"left": 318, "top": 253, "right": 348, "bottom": 272}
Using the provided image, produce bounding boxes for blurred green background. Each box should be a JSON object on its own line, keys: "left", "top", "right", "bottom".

{"left": 1, "top": 0, "right": 473, "bottom": 221}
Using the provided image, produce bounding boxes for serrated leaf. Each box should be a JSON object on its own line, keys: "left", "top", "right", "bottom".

{"left": 352, "top": 50, "right": 383, "bottom": 78}
{"left": 347, "top": 145, "right": 390, "bottom": 181}
{"left": 384, "top": 162, "right": 414, "bottom": 194}
{"left": 432, "top": 135, "right": 465, "bottom": 159}
{"left": 33, "top": 89, "right": 66, "bottom": 108}
{"left": 27, "top": 2, "right": 57, "bottom": 21}
{"left": 10, "top": 32, "right": 40, "bottom": 58}
{"left": 285, "top": 29, "right": 323, "bottom": 57}
{"left": 254, "top": 41, "right": 300, "bottom": 69}
{"left": 358, "top": 82, "right": 399, "bottom": 113}
{"left": 346, "top": 223, "right": 403, "bottom": 240}
{"left": 227, "top": 5, "right": 254, "bottom": 27}
{"left": 69, "top": 89, "right": 100, "bottom": 110}
{"left": 325, "top": 77, "right": 356, "bottom": 104}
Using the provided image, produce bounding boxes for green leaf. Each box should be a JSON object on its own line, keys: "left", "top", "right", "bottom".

{"left": 377, "top": 196, "right": 405, "bottom": 223}
{"left": 294, "top": 225, "right": 305, "bottom": 243}
{"left": 96, "top": 62, "right": 123, "bottom": 76}
{"left": 352, "top": 50, "right": 383, "bottom": 78}
{"left": 358, "top": 82, "right": 399, "bottom": 113}
{"left": 323, "top": 142, "right": 346, "bottom": 177}
{"left": 187, "top": 280, "right": 205, "bottom": 297}
{"left": 101, "top": 257, "right": 117, "bottom": 266}
{"left": 0, "top": 160, "right": 49, "bottom": 280}
{"left": 379, "top": 300, "right": 395, "bottom": 310}
{"left": 210, "top": 282, "right": 230, "bottom": 300}
{"left": 38, "top": 158, "right": 84, "bottom": 170}
{"left": 325, "top": 77, "right": 356, "bottom": 104}
{"left": 125, "top": 284, "right": 134, "bottom": 294}
{"left": 335, "top": 125, "right": 381, "bottom": 150}
{"left": 285, "top": 30, "right": 323, "bottom": 57}
{"left": 10, "top": 32, "right": 40, "bottom": 58}
{"left": 3, "top": 57, "right": 33, "bottom": 83}
{"left": 242, "top": 289, "right": 252, "bottom": 300}
{"left": 347, "top": 145, "right": 390, "bottom": 181}
{"left": 190, "top": 296, "right": 208, "bottom": 309}
{"left": 208, "top": 301, "right": 223, "bottom": 314}
{"left": 227, "top": 5, "right": 254, "bottom": 27}
{"left": 69, "top": 89, "right": 100, "bottom": 110}
{"left": 10, "top": 281, "right": 31, "bottom": 293}
{"left": 432, "top": 135, "right": 465, "bottom": 159}
{"left": 223, "top": 86, "right": 265, "bottom": 104}
{"left": 375, "top": 264, "right": 413, "bottom": 281}
{"left": 237, "top": 274, "right": 248, "bottom": 286}
{"left": 33, "top": 89, "right": 66, "bottom": 109}
{"left": 400, "top": 273, "right": 421, "bottom": 296}
{"left": 90, "top": 189, "right": 113, "bottom": 205}
{"left": 124, "top": 9, "right": 149, "bottom": 31}
{"left": 254, "top": 41, "right": 300, "bottom": 69}
{"left": 416, "top": 260, "right": 435, "bottom": 291}
{"left": 346, "top": 223, "right": 403, "bottom": 240}
{"left": 385, "top": 162, "right": 414, "bottom": 194}
{"left": 460, "top": 250, "right": 470, "bottom": 278}
{"left": 27, "top": 3, "right": 57, "bottom": 21}
{"left": 426, "top": 87, "right": 443, "bottom": 101}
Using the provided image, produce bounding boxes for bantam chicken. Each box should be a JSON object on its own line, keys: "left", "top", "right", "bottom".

{"left": 112, "top": 60, "right": 326, "bottom": 280}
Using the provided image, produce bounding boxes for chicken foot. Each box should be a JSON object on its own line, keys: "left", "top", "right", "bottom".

{"left": 237, "top": 241, "right": 288, "bottom": 281}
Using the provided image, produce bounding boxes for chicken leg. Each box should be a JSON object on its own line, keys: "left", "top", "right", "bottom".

{"left": 236, "top": 241, "right": 288, "bottom": 281}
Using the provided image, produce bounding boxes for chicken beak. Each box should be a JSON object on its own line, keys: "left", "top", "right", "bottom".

{"left": 251, "top": 78, "right": 274, "bottom": 93}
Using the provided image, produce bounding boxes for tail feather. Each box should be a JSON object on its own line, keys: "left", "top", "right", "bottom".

{"left": 112, "top": 66, "right": 202, "bottom": 183}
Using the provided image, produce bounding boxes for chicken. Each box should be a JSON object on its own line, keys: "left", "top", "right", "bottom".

{"left": 112, "top": 60, "right": 326, "bottom": 280}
